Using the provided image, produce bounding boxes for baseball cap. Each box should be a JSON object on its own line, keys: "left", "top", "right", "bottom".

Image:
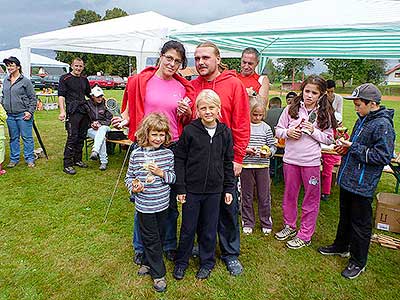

{"left": 344, "top": 83, "right": 381, "bottom": 103}
{"left": 91, "top": 86, "right": 104, "bottom": 98}
{"left": 3, "top": 56, "right": 21, "bottom": 66}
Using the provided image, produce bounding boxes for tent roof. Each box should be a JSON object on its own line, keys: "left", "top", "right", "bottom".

{"left": 0, "top": 48, "right": 69, "bottom": 68}
{"left": 20, "top": 11, "right": 192, "bottom": 57}
{"left": 172, "top": 0, "right": 400, "bottom": 59}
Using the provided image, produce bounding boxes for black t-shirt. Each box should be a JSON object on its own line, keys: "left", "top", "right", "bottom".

{"left": 58, "top": 73, "right": 91, "bottom": 114}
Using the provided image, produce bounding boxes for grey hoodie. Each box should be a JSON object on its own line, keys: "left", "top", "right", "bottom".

{"left": 1, "top": 74, "right": 37, "bottom": 115}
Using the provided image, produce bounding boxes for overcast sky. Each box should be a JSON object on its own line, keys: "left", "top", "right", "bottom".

{"left": 0, "top": 0, "right": 301, "bottom": 53}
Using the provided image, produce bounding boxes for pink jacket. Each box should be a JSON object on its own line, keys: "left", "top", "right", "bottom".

{"left": 275, "top": 103, "right": 334, "bottom": 166}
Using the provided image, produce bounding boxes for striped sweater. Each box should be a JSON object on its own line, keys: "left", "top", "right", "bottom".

{"left": 243, "top": 122, "right": 277, "bottom": 168}
{"left": 125, "top": 146, "right": 176, "bottom": 213}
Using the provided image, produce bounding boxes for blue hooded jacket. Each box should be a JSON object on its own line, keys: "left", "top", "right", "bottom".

{"left": 337, "top": 106, "right": 395, "bottom": 197}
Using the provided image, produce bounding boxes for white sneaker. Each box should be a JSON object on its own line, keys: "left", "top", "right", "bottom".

{"left": 275, "top": 224, "right": 296, "bottom": 241}
{"left": 262, "top": 228, "right": 272, "bottom": 235}
{"left": 242, "top": 227, "right": 253, "bottom": 235}
{"left": 286, "top": 236, "right": 311, "bottom": 249}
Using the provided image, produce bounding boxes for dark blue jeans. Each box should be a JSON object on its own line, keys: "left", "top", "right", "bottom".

{"left": 6, "top": 113, "right": 35, "bottom": 164}
{"left": 133, "top": 188, "right": 178, "bottom": 253}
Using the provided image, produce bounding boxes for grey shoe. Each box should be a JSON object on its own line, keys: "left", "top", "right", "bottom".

{"left": 137, "top": 265, "right": 150, "bottom": 276}
{"left": 341, "top": 262, "right": 365, "bottom": 279}
{"left": 286, "top": 236, "right": 311, "bottom": 249}
{"left": 7, "top": 161, "right": 18, "bottom": 168}
{"left": 99, "top": 163, "right": 107, "bottom": 171}
{"left": 226, "top": 259, "right": 243, "bottom": 276}
{"left": 153, "top": 277, "right": 167, "bottom": 292}
{"left": 275, "top": 224, "right": 296, "bottom": 241}
{"left": 90, "top": 151, "right": 99, "bottom": 161}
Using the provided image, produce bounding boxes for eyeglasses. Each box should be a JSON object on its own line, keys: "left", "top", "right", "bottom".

{"left": 162, "top": 55, "right": 182, "bottom": 66}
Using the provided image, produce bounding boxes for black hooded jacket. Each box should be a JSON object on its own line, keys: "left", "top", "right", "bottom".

{"left": 174, "top": 118, "right": 235, "bottom": 195}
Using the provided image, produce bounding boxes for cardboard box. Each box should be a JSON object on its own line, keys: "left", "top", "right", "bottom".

{"left": 375, "top": 193, "right": 400, "bottom": 234}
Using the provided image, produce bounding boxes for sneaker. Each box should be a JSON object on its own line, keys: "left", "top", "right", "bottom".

{"left": 164, "top": 250, "right": 176, "bottom": 262}
{"left": 173, "top": 266, "right": 186, "bottom": 280}
{"left": 99, "top": 163, "right": 107, "bottom": 171}
{"left": 318, "top": 244, "right": 350, "bottom": 258}
{"left": 7, "top": 162, "right": 18, "bottom": 168}
{"left": 63, "top": 166, "right": 77, "bottom": 175}
{"left": 27, "top": 162, "right": 35, "bottom": 168}
{"left": 133, "top": 252, "right": 143, "bottom": 265}
{"left": 74, "top": 161, "right": 88, "bottom": 168}
{"left": 243, "top": 227, "right": 253, "bottom": 235}
{"left": 286, "top": 236, "right": 311, "bottom": 249}
{"left": 321, "top": 194, "right": 330, "bottom": 201}
{"left": 196, "top": 267, "right": 211, "bottom": 280}
{"left": 153, "top": 277, "right": 167, "bottom": 293}
{"left": 341, "top": 262, "right": 365, "bottom": 279}
{"left": 192, "top": 245, "right": 199, "bottom": 258}
{"left": 275, "top": 225, "right": 296, "bottom": 241}
{"left": 262, "top": 228, "right": 272, "bottom": 235}
{"left": 0, "top": 169, "right": 6, "bottom": 175}
{"left": 225, "top": 259, "right": 243, "bottom": 276}
{"left": 137, "top": 265, "right": 150, "bottom": 276}
{"left": 90, "top": 151, "right": 99, "bottom": 161}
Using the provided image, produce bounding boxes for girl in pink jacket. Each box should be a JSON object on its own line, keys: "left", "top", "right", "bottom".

{"left": 275, "top": 76, "right": 337, "bottom": 249}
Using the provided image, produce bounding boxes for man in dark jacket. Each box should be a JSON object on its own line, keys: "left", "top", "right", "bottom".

{"left": 318, "top": 83, "right": 395, "bottom": 280}
{"left": 84, "top": 86, "right": 113, "bottom": 171}
{"left": 58, "top": 58, "right": 91, "bottom": 175}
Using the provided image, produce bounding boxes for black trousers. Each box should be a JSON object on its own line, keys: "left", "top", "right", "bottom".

{"left": 218, "top": 178, "right": 241, "bottom": 262}
{"left": 334, "top": 188, "right": 373, "bottom": 267}
{"left": 175, "top": 193, "right": 221, "bottom": 270}
{"left": 138, "top": 209, "right": 168, "bottom": 279}
{"left": 63, "top": 112, "right": 89, "bottom": 168}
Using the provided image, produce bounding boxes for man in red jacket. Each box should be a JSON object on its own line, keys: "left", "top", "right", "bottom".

{"left": 191, "top": 41, "right": 250, "bottom": 276}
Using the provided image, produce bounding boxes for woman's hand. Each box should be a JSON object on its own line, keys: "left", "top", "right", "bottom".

{"left": 287, "top": 127, "right": 302, "bottom": 140}
{"left": 177, "top": 97, "right": 191, "bottom": 117}
{"left": 148, "top": 162, "right": 164, "bottom": 178}
{"left": 23, "top": 112, "right": 32, "bottom": 120}
{"left": 177, "top": 194, "right": 186, "bottom": 204}
{"left": 225, "top": 193, "right": 233, "bottom": 205}
{"left": 111, "top": 116, "right": 129, "bottom": 128}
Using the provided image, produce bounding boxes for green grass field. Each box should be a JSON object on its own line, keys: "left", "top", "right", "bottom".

{"left": 0, "top": 90, "right": 399, "bottom": 300}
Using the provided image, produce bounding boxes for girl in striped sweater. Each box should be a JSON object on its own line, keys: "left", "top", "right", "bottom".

{"left": 125, "top": 113, "right": 176, "bottom": 293}
{"left": 240, "top": 97, "right": 276, "bottom": 235}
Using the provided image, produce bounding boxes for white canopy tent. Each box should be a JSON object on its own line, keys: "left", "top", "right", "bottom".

{"left": 0, "top": 48, "right": 69, "bottom": 69}
{"left": 19, "top": 11, "right": 240, "bottom": 77}
{"left": 172, "top": 0, "right": 400, "bottom": 64}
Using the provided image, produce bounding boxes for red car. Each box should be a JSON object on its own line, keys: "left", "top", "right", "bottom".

{"left": 87, "top": 75, "right": 117, "bottom": 89}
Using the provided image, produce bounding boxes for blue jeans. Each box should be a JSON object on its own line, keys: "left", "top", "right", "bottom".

{"left": 132, "top": 188, "right": 179, "bottom": 253}
{"left": 6, "top": 113, "right": 35, "bottom": 164}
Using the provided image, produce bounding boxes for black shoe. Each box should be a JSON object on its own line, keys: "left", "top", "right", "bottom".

{"left": 321, "top": 194, "right": 330, "bottom": 201}
{"left": 341, "top": 262, "right": 365, "bottom": 279}
{"left": 196, "top": 267, "right": 211, "bottom": 280}
{"left": 173, "top": 266, "right": 186, "bottom": 280}
{"left": 133, "top": 252, "right": 143, "bottom": 265}
{"left": 164, "top": 250, "right": 176, "bottom": 262}
{"left": 75, "top": 161, "right": 88, "bottom": 168}
{"left": 90, "top": 151, "right": 98, "bottom": 161}
{"left": 225, "top": 259, "right": 243, "bottom": 276}
{"left": 63, "top": 166, "right": 77, "bottom": 175}
{"left": 318, "top": 244, "right": 350, "bottom": 258}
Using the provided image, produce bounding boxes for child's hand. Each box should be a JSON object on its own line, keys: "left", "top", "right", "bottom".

{"left": 224, "top": 193, "right": 233, "bottom": 205}
{"left": 132, "top": 179, "right": 144, "bottom": 193}
{"left": 246, "top": 147, "right": 257, "bottom": 156}
{"left": 336, "top": 138, "right": 352, "bottom": 148}
{"left": 177, "top": 194, "right": 186, "bottom": 204}
{"left": 91, "top": 121, "right": 100, "bottom": 130}
{"left": 302, "top": 121, "right": 314, "bottom": 134}
{"left": 287, "top": 127, "right": 302, "bottom": 140}
{"left": 148, "top": 162, "right": 164, "bottom": 178}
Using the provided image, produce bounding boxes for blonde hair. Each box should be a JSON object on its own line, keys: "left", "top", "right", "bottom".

{"left": 250, "top": 96, "right": 266, "bottom": 115}
{"left": 135, "top": 113, "right": 172, "bottom": 147}
{"left": 196, "top": 41, "right": 228, "bottom": 72}
{"left": 196, "top": 89, "right": 221, "bottom": 109}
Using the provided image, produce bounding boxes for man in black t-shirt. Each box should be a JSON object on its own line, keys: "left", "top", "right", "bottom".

{"left": 58, "top": 58, "right": 91, "bottom": 175}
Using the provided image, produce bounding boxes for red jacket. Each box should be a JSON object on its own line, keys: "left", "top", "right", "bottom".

{"left": 192, "top": 70, "right": 250, "bottom": 164}
{"left": 121, "top": 67, "right": 195, "bottom": 141}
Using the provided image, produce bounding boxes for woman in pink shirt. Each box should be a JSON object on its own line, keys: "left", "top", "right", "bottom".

{"left": 113, "top": 40, "right": 195, "bottom": 268}
{"left": 275, "top": 76, "right": 337, "bottom": 249}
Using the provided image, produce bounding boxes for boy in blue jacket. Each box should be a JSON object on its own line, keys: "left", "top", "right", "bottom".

{"left": 318, "top": 83, "right": 395, "bottom": 279}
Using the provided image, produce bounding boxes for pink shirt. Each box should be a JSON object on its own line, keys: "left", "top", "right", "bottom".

{"left": 275, "top": 103, "right": 334, "bottom": 166}
{"left": 144, "top": 75, "right": 186, "bottom": 141}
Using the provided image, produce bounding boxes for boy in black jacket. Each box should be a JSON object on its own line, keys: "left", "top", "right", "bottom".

{"left": 84, "top": 86, "right": 113, "bottom": 170}
{"left": 173, "top": 89, "right": 235, "bottom": 280}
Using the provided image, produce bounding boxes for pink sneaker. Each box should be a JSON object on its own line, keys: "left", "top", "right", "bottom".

{"left": 0, "top": 169, "right": 6, "bottom": 175}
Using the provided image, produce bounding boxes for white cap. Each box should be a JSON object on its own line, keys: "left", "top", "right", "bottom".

{"left": 91, "top": 86, "right": 104, "bottom": 98}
